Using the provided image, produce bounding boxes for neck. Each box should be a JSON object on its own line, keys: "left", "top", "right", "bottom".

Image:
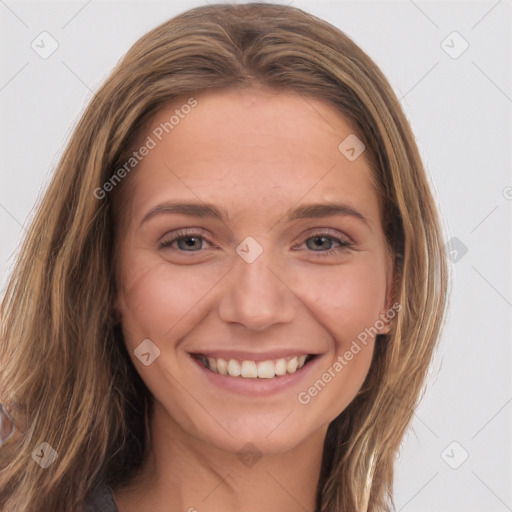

{"left": 113, "top": 402, "right": 326, "bottom": 512}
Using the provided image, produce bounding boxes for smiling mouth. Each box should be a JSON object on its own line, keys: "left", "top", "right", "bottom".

{"left": 192, "top": 354, "right": 316, "bottom": 379}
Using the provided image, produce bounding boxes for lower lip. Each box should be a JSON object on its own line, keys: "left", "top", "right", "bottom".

{"left": 190, "top": 355, "right": 322, "bottom": 397}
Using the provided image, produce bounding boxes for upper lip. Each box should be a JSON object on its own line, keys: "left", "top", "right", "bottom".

{"left": 190, "top": 350, "right": 316, "bottom": 362}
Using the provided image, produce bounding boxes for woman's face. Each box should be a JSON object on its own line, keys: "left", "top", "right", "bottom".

{"left": 115, "top": 87, "right": 393, "bottom": 455}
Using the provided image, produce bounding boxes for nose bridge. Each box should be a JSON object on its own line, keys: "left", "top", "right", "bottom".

{"left": 218, "top": 247, "right": 295, "bottom": 331}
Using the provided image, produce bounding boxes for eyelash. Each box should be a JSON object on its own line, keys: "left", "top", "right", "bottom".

{"left": 159, "top": 228, "right": 353, "bottom": 257}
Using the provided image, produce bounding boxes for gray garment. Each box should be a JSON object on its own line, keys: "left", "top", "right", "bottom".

{"left": 83, "top": 483, "right": 119, "bottom": 512}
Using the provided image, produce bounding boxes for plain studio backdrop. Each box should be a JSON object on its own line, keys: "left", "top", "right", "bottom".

{"left": 0, "top": 1, "right": 511, "bottom": 510}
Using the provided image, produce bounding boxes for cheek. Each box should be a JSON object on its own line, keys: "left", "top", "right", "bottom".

{"left": 117, "top": 255, "right": 224, "bottom": 347}
{"left": 291, "top": 257, "right": 389, "bottom": 348}
{"left": 292, "top": 262, "right": 386, "bottom": 419}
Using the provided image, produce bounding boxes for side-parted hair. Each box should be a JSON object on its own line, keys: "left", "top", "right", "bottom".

{"left": 0, "top": 3, "right": 448, "bottom": 511}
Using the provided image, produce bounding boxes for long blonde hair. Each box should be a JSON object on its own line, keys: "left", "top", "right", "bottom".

{"left": 0, "top": 3, "right": 448, "bottom": 511}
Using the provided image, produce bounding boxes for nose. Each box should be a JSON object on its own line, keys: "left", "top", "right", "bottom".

{"left": 218, "top": 252, "right": 295, "bottom": 332}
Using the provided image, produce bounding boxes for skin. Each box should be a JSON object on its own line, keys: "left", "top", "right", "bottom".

{"left": 113, "top": 86, "right": 394, "bottom": 512}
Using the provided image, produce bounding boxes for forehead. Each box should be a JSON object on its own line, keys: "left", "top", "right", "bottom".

{"left": 118, "top": 87, "right": 382, "bottom": 231}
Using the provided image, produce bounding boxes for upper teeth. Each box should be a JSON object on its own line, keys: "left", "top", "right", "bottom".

{"left": 200, "top": 355, "right": 309, "bottom": 379}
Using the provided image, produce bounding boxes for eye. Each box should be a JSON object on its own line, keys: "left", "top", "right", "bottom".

{"left": 159, "top": 229, "right": 352, "bottom": 256}
{"left": 294, "top": 231, "right": 353, "bottom": 256}
{"left": 159, "top": 229, "right": 214, "bottom": 252}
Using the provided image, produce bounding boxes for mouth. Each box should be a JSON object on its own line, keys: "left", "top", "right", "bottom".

{"left": 191, "top": 353, "right": 317, "bottom": 379}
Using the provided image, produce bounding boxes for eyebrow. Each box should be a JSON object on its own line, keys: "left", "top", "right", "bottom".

{"left": 284, "top": 203, "right": 369, "bottom": 226}
{"left": 139, "top": 201, "right": 370, "bottom": 228}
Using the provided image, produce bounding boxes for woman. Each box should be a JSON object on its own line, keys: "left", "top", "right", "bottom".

{"left": 0, "top": 3, "right": 448, "bottom": 511}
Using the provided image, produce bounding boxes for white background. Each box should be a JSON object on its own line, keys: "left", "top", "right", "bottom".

{"left": 1, "top": 1, "right": 511, "bottom": 510}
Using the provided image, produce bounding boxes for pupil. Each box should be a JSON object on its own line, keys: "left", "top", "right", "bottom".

{"left": 308, "top": 236, "right": 331, "bottom": 251}
{"left": 179, "top": 237, "right": 201, "bottom": 250}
